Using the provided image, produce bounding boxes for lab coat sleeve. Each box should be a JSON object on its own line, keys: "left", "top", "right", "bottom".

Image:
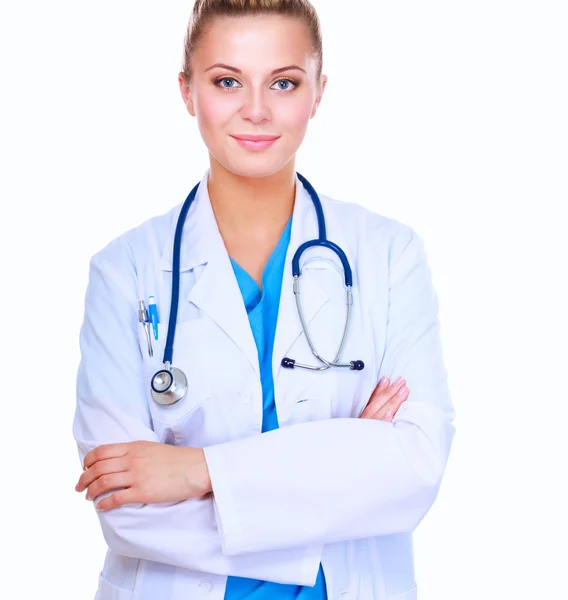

{"left": 203, "top": 229, "right": 456, "bottom": 555}
{"left": 72, "top": 238, "right": 322, "bottom": 586}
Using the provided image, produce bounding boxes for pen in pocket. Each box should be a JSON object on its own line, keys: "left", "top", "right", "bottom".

{"left": 148, "top": 296, "right": 159, "bottom": 340}
{"left": 138, "top": 300, "right": 153, "bottom": 357}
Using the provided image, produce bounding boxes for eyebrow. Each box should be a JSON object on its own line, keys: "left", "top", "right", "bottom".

{"left": 204, "top": 63, "right": 306, "bottom": 75}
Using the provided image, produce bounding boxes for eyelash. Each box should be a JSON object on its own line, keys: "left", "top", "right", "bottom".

{"left": 213, "top": 77, "right": 299, "bottom": 92}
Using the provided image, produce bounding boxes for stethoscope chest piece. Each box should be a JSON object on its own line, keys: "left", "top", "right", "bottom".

{"left": 151, "top": 364, "right": 188, "bottom": 406}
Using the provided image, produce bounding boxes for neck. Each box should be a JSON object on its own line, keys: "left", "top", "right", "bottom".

{"left": 207, "top": 157, "right": 296, "bottom": 240}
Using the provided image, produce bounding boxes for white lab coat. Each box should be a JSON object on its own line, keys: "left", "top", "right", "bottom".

{"left": 73, "top": 168, "right": 456, "bottom": 600}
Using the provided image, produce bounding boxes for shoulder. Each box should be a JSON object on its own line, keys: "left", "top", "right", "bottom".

{"left": 88, "top": 203, "right": 179, "bottom": 275}
{"left": 318, "top": 191, "right": 420, "bottom": 270}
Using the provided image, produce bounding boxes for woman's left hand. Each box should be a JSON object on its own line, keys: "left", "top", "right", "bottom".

{"left": 75, "top": 441, "right": 212, "bottom": 511}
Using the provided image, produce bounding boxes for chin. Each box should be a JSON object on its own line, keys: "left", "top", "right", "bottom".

{"left": 212, "top": 150, "right": 295, "bottom": 179}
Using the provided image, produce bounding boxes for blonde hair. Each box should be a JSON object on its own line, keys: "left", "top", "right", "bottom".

{"left": 181, "top": 0, "right": 323, "bottom": 84}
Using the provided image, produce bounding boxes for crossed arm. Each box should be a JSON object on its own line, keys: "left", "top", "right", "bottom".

{"left": 72, "top": 229, "right": 455, "bottom": 583}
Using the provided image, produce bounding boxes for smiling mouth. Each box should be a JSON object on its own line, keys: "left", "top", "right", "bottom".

{"left": 231, "top": 135, "right": 280, "bottom": 141}
{"left": 230, "top": 135, "right": 280, "bottom": 151}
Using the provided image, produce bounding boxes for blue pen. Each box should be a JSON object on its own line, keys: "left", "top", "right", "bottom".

{"left": 148, "top": 296, "right": 159, "bottom": 340}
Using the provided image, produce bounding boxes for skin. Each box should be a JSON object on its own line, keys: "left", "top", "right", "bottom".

{"left": 179, "top": 14, "right": 327, "bottom": 288}
{"left": 75, "top": 15, "right": 409, "bottom": 511}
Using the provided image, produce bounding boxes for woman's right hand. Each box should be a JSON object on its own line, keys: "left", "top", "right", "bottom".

{"left": 359, "top": 376, "right": 409, "bottom": 422}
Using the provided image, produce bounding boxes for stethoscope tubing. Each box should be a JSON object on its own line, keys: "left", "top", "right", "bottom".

{"left": 290, "top": 275, "right": 355, "bottom": 371}
{"left": 151, "top": 172, "right": 364, "bottom": 406}
{"left": 164, "top": 181, "right": 200, "bottom": 366}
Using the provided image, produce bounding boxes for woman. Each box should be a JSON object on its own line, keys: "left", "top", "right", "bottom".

{"left": 73, "top": 1, "right": 455, "bottom": 599}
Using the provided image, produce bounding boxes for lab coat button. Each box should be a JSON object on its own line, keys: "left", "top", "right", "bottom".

{"left": 198, "top": 579, "right": 213, "bottom": 593}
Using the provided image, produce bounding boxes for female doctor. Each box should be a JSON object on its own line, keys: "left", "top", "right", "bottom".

{"left": 73, "top": 1, "right": 456, "bottom": 599}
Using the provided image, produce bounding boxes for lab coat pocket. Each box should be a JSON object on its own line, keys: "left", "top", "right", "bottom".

{"left": 136, "top": 318, "right": 214, "bottom": 434}
{"left": 290, "top": 367, "right": 337, "bottom": 422}
{"left": 389, "top": 584, "right": 417, "bottom": 600}
{"left": 283, "top": 309, "right": 339, "bottom": 425}
{"left": 95, "top": 573, "right": 134, "bottom": 599}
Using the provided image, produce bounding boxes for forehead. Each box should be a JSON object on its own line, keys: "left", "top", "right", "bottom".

{"left": 195, "top": 15, "right": 315, "bottom": 71}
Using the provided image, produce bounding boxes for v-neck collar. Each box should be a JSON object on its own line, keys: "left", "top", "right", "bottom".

{"left": 230, "top": 216, "right": 293, "bottom": 315}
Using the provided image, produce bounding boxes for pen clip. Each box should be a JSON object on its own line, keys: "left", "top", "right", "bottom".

{"left": 138, "top": 300, "right": 153, "bottom": 357}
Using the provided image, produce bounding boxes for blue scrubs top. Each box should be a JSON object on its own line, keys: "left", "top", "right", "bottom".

{"left": 224, "top": 216, "right": 327, "bottom": 599}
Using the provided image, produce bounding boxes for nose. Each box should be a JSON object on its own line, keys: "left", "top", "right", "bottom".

{"left": 239, "top": 84, "right": 271, "bottom": 124}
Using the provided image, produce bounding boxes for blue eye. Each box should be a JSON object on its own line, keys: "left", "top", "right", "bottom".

{"left": 273, "top": 79, "right": 296, "bottom": 91}
{"left": 217, "top": 77, "right": 240, "bottom": 89}
{"left": 213, "top": 77, "right": 298, "bottom": 91}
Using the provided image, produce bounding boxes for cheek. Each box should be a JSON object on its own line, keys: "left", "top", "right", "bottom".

{"left": 195, "top": 91, "right": 236, "bottom": 133}
{"left": 277, "top": 95, "right": 314, "bottom": 135}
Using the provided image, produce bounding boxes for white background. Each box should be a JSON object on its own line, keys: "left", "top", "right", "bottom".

{"left": 1, "top": 1, "right": 567, "bottom": 598}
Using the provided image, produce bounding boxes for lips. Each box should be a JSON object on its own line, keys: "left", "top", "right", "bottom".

{"left": 230, "top": 134, "right": 280, "bottom": 152}
{"left": 231, "top": 134, "right": 280, "bottom": 142}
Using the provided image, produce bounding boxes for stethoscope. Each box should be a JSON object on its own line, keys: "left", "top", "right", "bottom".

{"left": 150, "top": 173, "right": 365, "bottom": 406}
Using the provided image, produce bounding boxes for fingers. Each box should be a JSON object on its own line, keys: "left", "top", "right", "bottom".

{"left": 360, "top": 376, "right": 400, "bottom": 418}
{"left": 96, "top": 488, "right": 137, "bottom": 512}
{"left": 360, "top": 376, "right": 390, "bottom": 418}
{"left": 75, "top": 456, "right": 130, "bottom": 493}
{"left": 360, "top": 376, "right": 409, "bottom": 421}
{"left": 85, "top": 472, "right": 132, "bottom": 502}
{"left": 373, "top": 383, "right": 408, "bottom": 422}
{"left": 83, "top": 442, "right": 131, "bottom": 471}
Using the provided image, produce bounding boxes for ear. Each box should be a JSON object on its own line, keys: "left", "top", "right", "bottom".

{"left": 178, "top": 72, "right": 196, "bottom": 117}
{"left": 310, "top": 74, "right": 328, "bottom": 119}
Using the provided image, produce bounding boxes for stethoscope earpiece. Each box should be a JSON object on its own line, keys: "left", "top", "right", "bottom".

{"left": 281, "top": 356, "right": 365, "bottom": 371}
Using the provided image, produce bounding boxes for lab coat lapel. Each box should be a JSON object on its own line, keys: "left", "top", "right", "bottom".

{"left": 161, "top": 170, "right": 260, "bottom": 377}
{"left": 272, "top": 175, "right": 330, "bottom": 379}
{"left": 187, "top": 253, "right": 261, "bottom": 378}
